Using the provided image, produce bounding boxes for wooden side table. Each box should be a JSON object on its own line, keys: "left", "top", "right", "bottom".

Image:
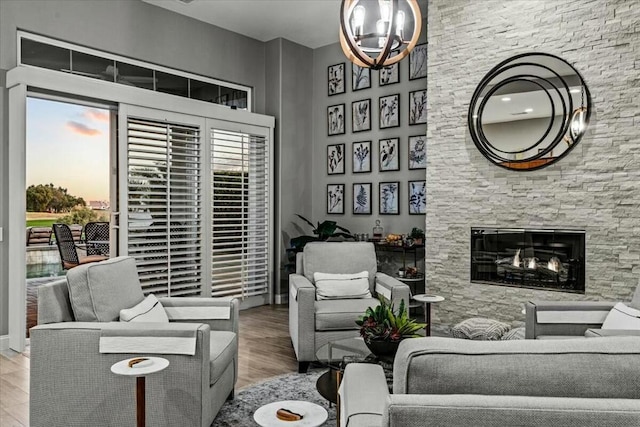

{"left": 111, "top": 357, "right": 169, "bottom": 427}
{"left": 412, "top": 294, "right": 445, "bottom": 336}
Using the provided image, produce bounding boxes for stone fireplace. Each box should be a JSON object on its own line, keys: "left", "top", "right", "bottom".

{"left": 471, "top": 228, "right": 585, "bottom": 293}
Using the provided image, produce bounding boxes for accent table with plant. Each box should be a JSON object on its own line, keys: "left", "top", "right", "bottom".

{"left": 356, "top": 295, "right": 426, "bottom": 360}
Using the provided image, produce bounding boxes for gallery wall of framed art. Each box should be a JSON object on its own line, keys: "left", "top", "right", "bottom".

{"left": 312, "top": 16, "right": 427, "bottom": 234}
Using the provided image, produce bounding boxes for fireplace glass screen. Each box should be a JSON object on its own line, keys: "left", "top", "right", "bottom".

{"left": 471, "top": 228, "right": 585, "bottom": 293}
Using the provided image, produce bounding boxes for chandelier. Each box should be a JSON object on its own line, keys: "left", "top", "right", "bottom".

{"left": 339, "top": 0, "right": 422, "bottom": 70}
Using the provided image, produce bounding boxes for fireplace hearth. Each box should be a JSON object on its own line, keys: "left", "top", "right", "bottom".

{"left": 471, "top": 228, "right": 585, "bottom": 293}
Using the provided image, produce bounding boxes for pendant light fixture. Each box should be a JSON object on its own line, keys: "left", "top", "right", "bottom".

{"left": 340, "top": 0, "right": 422, "bottom": 70}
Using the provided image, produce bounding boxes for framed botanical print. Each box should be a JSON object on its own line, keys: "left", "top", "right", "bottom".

{"left": 409, "top": 43, "right": 427, "bottom": 80}
{"left": 328, "top": 62, "right": 345, "bottom": 95}
{"left": 379, "top": 182, "right": 399, "bottom": 215}
{"left": 379, "top": 94, "right": 400, "bottom": 129}
{"left": 327, "top": 143, "right": 345, "bottom": 175}
{"left": 353, "top": 183, "right": 372, "bottom": 215}
{"left": 352, "top": 63, "right": 371, "bottom": 91}
{"left": 352, "top": 99, "right": 371, "bottom": 133}
{"left": 409, "top": 89, "right": 427, "bottom": 125}
{"left": 352, "top": 140, "right": 371, "bottom": 173}
{"left": 327, "top": 104, "right": 345, "bottom": 136}
{"left": 408, "top": 135, "right": 426, "bottom": 169}
{"left": 379, "top": 137, "right": 399, "bottom": 172}
{"left": 408, "top": 180, "right": 426, "bottom": 214}
{"left": 379, "top": 63, "right": 399, "bottom": 86}
{"left": 327, "top": 184, "right": 345, "bottom": 214}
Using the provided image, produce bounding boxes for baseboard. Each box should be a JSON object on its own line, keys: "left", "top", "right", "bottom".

{"left": 275, "top": 293, "right": 288, "bottom": 305}
{"left": 0, "top": 335, "right": 9, "bottom": 351}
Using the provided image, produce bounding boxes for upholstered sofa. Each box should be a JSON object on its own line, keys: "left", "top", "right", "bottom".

{"left": 339, "top": 336, "right": 640, "bottom": 427}
{"left": 525, "top": 283, "right": 640, "bottom": 338}
{"left": 289, "top": 242, "right": 410, "bottom": 372}
{"left": 30, "top": 256, "right": 239, "bottom": 427}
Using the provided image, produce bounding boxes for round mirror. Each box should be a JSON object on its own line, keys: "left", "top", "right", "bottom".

{"left": 469, "top": 53, "right": 591, "bottom": 171}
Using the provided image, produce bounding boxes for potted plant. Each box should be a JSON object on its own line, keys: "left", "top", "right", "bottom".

{"left": 410, "top": 227, "right": 425, "bottom": 245}
{"left": 356, "top": 295, "right": 426, "bottom": 359}
{"left": 289, "top": 214, "right": 353, "bottom": 252}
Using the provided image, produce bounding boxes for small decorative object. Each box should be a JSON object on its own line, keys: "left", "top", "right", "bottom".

{"left": 352, "top": 63, "right": 371, "bottom": 91}
{"left": 408, "top": 180, "right": 426, "bottom": 214}
{"left": 356, "top": 295, "right": 426, "bottom": 359}
{"left": 327, "top": 184, "right": 345, "bottom": 214}
{"left": 379, "top": 138, "right": 399, "bottom": 171}
{"left": 409, "top": 89, "right": 427, "bottom": 125}
{"left": 409, "top": 227, "right": 424, "bottom": 245}
{"left": 397, "top": 269, "right": 405, "bottom": 278}
{"left": 405, "top": 266, "right": 419, "bottom": 278}
{"left": 408, "top": 135, "right": 426, "bottom": 169}
{"left": 353, "top": 183, "right": 372, "bottom": 215}
{"left": 327, "top": 143, "right": 345, "bottom": 175}
{"left": 127, "top": 357, "right": 149, "bottom": 368}
{"left": 379, "top": 182, "right": 399, "bottom": 215}
{"left": 352, "top": 141, "right": 371, "bottom": 173}
{"left": 379, "top": 94, "right": 400, "bottom": 129}
{"left": 327, "top": 104, "right": 345, "bottom": 136}
{"left": 276, "top": 408, "right": 303, "bottom": 422}
{"left": 372, "top": 219, "right": 384, "bottom": 240}
{"left": 409, "top": 43, "right": 427, "bottom": 80}
{"left": 352, "top": 99, "right": 371, "bottom": 133}
{"left": 328, "top": 62, "right": 345, "bottom": 95}
{"left": 379, "top": 63, "right": 399, "bottom": 86}
{"left": 339, "top": 0, "right": 422, "bottom": 70}
{"left": 290, "top": 214, "right": 352, "bottom": 251}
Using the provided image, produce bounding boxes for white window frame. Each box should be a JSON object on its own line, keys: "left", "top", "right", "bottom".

{"left": 5, "top": 65, "right": 274, "bottom": 351}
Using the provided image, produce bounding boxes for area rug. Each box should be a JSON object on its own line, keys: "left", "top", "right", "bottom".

{"left": 212, "top": 368, "right": 336, "bottom": 426}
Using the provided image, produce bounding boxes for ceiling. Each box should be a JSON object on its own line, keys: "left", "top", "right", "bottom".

{"left": 142, "top": 0, "right": 342, "bottom": 49}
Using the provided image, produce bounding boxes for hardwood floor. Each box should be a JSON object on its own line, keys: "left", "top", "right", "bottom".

{"left": 0, "top": 304, "right": 298, "bottom": 426}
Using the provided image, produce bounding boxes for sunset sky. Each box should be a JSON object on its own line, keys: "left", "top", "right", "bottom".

{"left": 26, "top": 97, "right": 110, "bottom": 202}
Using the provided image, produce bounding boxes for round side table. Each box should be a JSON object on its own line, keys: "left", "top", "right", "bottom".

{"left": 111, "top": 357, "right": 169, "bottom": 427}
{"left": 412, "top": 294, "right": 445, "bottom": 336}
{"left": 254, "top": 400, "right": 328, "bottom": 427}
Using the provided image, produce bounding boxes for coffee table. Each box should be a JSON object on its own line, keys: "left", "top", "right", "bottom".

{"left": 315, "top": 337, "right": 393, "bottom": 406}
{"left": 253, "top": 400, "right": 328, "bottom": 426}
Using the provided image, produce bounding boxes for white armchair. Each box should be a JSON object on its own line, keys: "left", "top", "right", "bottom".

{"left": 289, "top": 242, "right": 411, "bottom": 372}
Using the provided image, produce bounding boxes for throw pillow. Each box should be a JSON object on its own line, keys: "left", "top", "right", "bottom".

{"left": 66, "top": 256, "right": 145, "bottom": 322}
{"left": 120, "top": 294, "right": 169, "bottom": 323}
{"left": 501, "top": 326, "right": 525, "bottom": 340}
{"left": 601, "top": 302, "right": 640, "bottom": 330}
{"left": 451, "top": 317, "right": 512, "bottom": 340}
{"left": 314, "top": 271, "right": 372, "bottom": 300}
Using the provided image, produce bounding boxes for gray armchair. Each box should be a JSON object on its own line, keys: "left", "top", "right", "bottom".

{"left": 525, "top": 283, "right": 640, "bottom": 339}
{"left": 30, "top": 256, "right": 239, "bottom": 427}
{"left": 289, "top": 242, "right": 410, "bottom": 372}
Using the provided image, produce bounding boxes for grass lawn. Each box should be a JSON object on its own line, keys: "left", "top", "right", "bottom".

{"left": 26, "top": 212, "right": 66, "bottom": 228}
{"left": 26, "top": 219, "right": 57, "bottom": 228}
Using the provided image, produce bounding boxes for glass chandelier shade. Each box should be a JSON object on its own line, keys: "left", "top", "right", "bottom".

{"left": 340, "top": 0, "right": 422, "bottom": 70}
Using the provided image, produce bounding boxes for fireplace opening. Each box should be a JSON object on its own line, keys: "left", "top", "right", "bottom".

{"left": 471, "top": 228, "right": 585, "bottom": 293}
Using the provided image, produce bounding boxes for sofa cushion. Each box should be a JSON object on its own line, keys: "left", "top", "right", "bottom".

{"left": 303, "top": 242, "right": 377, "bottom": 292}
{"left": 451, "top": 317, "right": 511, "bottom": 340}
{"left": 602, "top": 303, "right": 640, "bottom": 330}
{"left": 209, "top": 331, "right": 237, "bottom": 386}
{"left": 315, "top": 298, "right": 379, "bottom": 331}
{"left": 120, "top": 294, "right": 169, "bottom": 323}
{"left": 66, "top": 256, "right": 144, "bottom": 322}
{"left": 314, "top": 271, "right": 372, "bottom": 300}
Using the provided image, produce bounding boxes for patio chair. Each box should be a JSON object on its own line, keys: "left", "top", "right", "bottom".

{"left": 84, "top": 221, "right": 110, "bottom": 256}
{"left": 26, "top": 227, "right": 53, "bottom": 246}
{"left": 52, "top": 223, "right": 107, "bottom": 269}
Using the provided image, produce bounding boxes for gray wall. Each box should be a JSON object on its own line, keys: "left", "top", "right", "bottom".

{"left": 265, "top": 38, "right": 314, "bottom": 296}
{"left": 427, "top": 0, "right": 640, "bottom": 328}
{"left": 0, "top": 0, "right": 270, "bottom": 335}
{"left": 309, "top": 19, "right": 428, "bottom": 240}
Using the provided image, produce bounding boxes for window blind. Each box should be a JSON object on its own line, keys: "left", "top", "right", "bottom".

{"left": 211, "top": 129, "right": 269, "bottom": 298}
{"left": 126, "top": 117, "right": 202, "bottom": 296}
